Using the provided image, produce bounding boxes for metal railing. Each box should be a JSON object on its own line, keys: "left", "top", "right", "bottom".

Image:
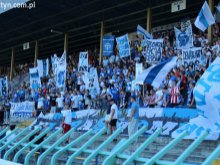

{"left": 0, "top": 126, "right": 216, "bottom": 165}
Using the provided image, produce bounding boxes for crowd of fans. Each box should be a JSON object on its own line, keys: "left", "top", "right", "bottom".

{"left": 0, "top": 24, "right": 219, "bottom": 125}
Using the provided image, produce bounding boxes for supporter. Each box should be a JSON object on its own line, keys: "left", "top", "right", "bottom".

{"left": 50, "top": 90, "right": 57, "bottom": 113}
{"left": 62, "top": 103, "right": 72, "bottom": 143}
{"left": 56, "top": 93, "right": 64, "bottom": 112}
{"left": 71, "top": 91, "right": 79, "bottom": 111}
{"left": 170, "top": 79, "right": 180, "bottom": 107}
{"left": 148, "top": 89, "right": 156, "bottom": 108}
{"left": 43, "top": 94, "right": 50, "bottom": 114}
{"left": 3, "top": 97, "right": 10, "bottom": 124}
{"left": 128, "top": 96, "right": 139, "bottom": 139}
{"left": 37, "top": 93, "right": 44, "bottom": 116}
{"left": 155, "top": 86, "right": 163, "bottom": 107}
{"left": 108, "top": 98, "right": 118, "bottom": 136}
{"left": 162, "top": 86, "right": 170, "bottom": 108}
{"left": 188, "top": 82, "right": 196, "bottom": 108}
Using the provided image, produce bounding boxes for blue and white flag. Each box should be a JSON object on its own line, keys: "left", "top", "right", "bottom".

{"left": 103, "top": 35, "right": 114, "bottom": 56}
{"left": 214, "top": 5, "right": 220, "bottom": 23}
{"left": 135, "top": 57, "right": 177, "bottom": 88}
{"left": 174, "top": 25, "right": 193, "bottom": 49}
{"left": 116, "top": 34, "right": 130, "bottom": 58}
{"left": 172, "top": 57, "right": 220, "bottom": 140}
{"left": 182, "top": 47, "right": 202, "bottom": 70}
{"left": 142, "top": 39, "right": 163, "bottom": 64}
{"left": 194, "top": 1, "right": 215, "bottom": 32}
{"left": 51, "top": 52, "right": 66, "bottom": 76}
{"left": 37, "top": 58, "right": 49, "bottom": 77}
{"left": 29, "top": 67, "right": 41, "bottom": 90}
{"left": 59, "top": 51, "right": 67, "bottom": 67}
{"left": 78, "top": 52, "right": 88, "bottom": 72}
{"left": 137, "top": 25, "right": 152, "bottom": 39}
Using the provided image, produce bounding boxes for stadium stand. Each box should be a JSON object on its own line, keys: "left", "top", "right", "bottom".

{"left": 0, "top": 0, "right": 220, "bottom": 165}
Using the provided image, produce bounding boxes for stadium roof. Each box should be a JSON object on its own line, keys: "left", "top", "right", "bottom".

{"left": 0, "top": 0, "right": 211, "bottom": 65}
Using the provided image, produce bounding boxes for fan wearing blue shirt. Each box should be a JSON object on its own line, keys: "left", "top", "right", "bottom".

{"left": 128, "top": 96, "right": 139, "bottom": 138}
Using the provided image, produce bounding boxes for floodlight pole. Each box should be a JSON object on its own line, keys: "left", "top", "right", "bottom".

{"left": 34, "top": 40, "right": 38, "bottom": 67}
{"left": 10, "top": 48, "right": 14, "bottom": 81}
{"left": 64, "top": 32, "right": 69, "bottom": 55}
{"left": 99, "top": 21, "right": 104, "bottom": 66}
{"left": 208, "top": 0, "right": 214, "bottom": 43}
{"left": 146, "top": 7, "right": 152, "bottom": 33}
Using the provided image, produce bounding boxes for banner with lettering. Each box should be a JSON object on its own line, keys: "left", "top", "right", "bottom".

{"left": 37, "top": 58, "right": 49, "bottom": 77}
{"left": 103, "top": 35, "right": 114, "bottom": 56}
{"left": 181, "top": 47, "right": 202, "bottom": 69}
{"left": 142, "top": 39, "right": 163, "bottom": 64}
{"left": 116, "top": 34, "right": 130, "bottom": 58}
{"left": 29, "top": 67, "right": 41, "bottom": 90}
{"left": 174, "top": 24, "right": 193, "bottom": 49}
{"left": 78, "top": 52, "right": 89, "bottom": 72}
{"left": 30, "top": 108, "right": 201, "bottom": 137}
{"left": 10, "top": 101, "right": 35, "bottom": 122}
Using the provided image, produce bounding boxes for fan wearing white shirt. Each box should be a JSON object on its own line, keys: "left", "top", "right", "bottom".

{"left": 56, "top": 93, "right": 64, "bottom": 112}
{"left": 71, "top": 91, "right": 79, "bottom": 111}
{"left": 109, "top": 99, "right": 118, "bottom": 136}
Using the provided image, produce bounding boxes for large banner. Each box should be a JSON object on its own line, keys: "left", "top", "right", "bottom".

{"left": 29, "top": 67, "right": 41, "bottom": 90}
{"left": 37, "top": 58, "right": 49, "bottom": 77}
{"left": 116, "top": 34, "right": 130, "bottom": 58}
{"left": 78, "top": 52, "right": 89, "bottom": 72}
{"left": 181, "top": 47, "right": 202, "bottom": 70}
{"left": 30, "top": 108, "right": 200, "bottom": 136}
{"left": 10, "top": 101, "right": 35, "bottom": 122}
{"left": 172, "top": 57, "right": 220, "bottom": 140}
{"left": 0, "top": 76, "right": 8, "bottom": 97}
{"left": 142, "top": 39, "right": 163, "bottom": 64}
{"left": 103, "top": 35, "right": 114, "bottom": 56}
{"left": 174, "top": 24, "right": 193, "bottom": 49}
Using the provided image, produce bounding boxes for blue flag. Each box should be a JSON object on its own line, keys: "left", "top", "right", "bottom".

{"left": 103, "top": 35, "right": 114, "bottom": 56}
{"left": 116, "top": 34, "right": 130, "bottom": 58}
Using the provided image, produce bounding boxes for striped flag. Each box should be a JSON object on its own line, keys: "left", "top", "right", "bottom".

{"left": 214, "top": 5, "right": 220, "bottom": 23}
{"left": 135, "top": 57, "right": 177, "bottom": 88}
{"left": 137, "top": 25, "right": 152, "bottom": 39}
{"left": 194, "top": 1, "right": 215, "bottom": 32}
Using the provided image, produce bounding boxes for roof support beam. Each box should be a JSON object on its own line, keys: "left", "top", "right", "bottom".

{"left": 208, "top": 0, "right": 214, "bottom": 43}
{"left": 64, "top": 32, "right": 69, "bottom": 55}
{"left": 99, "top": 21, "right": 104, "bottom": 66}
{"left": 34, "top": 40, "right": 38, "bottom": 67}
{"left": 10, "top": 48, "right": 14, "bottom": 81}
